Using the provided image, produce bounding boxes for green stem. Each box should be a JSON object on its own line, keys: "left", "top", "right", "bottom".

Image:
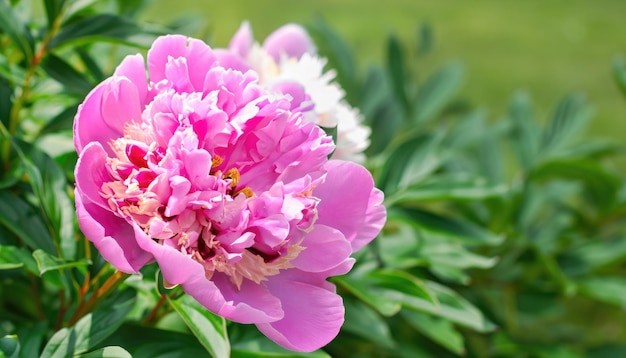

{"left": 2, "top": 1, "right": 68, "bottom": 168}
{"left": 66, "top": 271, "right": 130, "bottom": 326}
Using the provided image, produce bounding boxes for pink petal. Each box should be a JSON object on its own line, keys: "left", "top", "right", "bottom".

{"left": 147, "top": 35, "right": 217, "bottom": 92}
{"left": 131, "top": 224, "right": 283, "bottom": 323}
{"left": 262, "top": 24, "right": 316, "bottom": 61}
{"left": 75, "top": 192, "right": 153, "bottom": 274}
{"left": 73, "top": 80, "right": 122, "bottom": 154}
{"left": 113, "top": 53, "right": 148, "bottom": 105}
{"left": 291, "top": 224, "right": 352, "bottom": 272}
{"left": 74, "top": 142, "right": 114, "bottom": 210}
{"left": 228, "top": 21, "right": 253, "bottom": 58}
{"left": 214, "top": 49, "right": 250, "bottom": 73}
{"left": 101, "top": 76, "right": 143, "bottom": 131}
{"left": 256, "top": 275, "right": 344, "bottom": 352}
{"left": 315, "top": 160, "right": 386, "bottom": 251}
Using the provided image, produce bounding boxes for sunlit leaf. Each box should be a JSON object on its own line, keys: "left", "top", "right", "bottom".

{"left": 32, "top": 249, "right": 90, "bottom": 275}
{"left": 168, "top": 294, "right": 230, "bottom": 358}
{"left": 333, "top": 276, "right": 402, "bottom": 317}
{"left": 76, "top": 346, "right": 132, "bottom": 358}
{"left": 0, "top": 245, "right": 37, "bottom": 272}
{"left": 0, "top": 335, "right": 19, "bottom": 358}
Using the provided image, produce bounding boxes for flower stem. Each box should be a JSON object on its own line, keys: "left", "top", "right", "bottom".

{"left": 67, "top": 271, "right": 130, "bottom": 326}
{"left": 142, "top": 293, "right": 168, "bottom": 325}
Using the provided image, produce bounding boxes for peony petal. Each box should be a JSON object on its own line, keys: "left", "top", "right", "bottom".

{"left": 228, "top": 21, "right": 253, "bottom": 58}
{"left": 74, "top": 142, "right": 115, "bottom": 210}
{"left": 131, "top": 224, "right": 283, "bottom": 323}
{"left": 262, "top": 23, "right": 316, "bottom": 62}
{"left": 291, "top": 224, "right": 352, "bottom": 272}
{"left": 113, "top": 53, "right": 148, "bottom": 105}
{"left": 256, "top": 275, "right": 344, "bottom": 352}
{"left": 147, "top": 35, "right": 217, "bottom": 92}
{"left": 75, "top": 193, "right": 153, "bottom": 273}
{"left": 315, "top": 160, "right": 386, "bottom": 251}
{"left": 214, "top": 49, "right": 250, "bottom": 73}
{"left": 73, "top": 79, "right": 122, "bottom": 154}
{"left": 101, "top": 76, "right": 143, "bottom": 131}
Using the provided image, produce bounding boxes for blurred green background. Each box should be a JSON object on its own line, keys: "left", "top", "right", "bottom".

{"left": 142, "top": 0, "right": 626, "bottom": 141}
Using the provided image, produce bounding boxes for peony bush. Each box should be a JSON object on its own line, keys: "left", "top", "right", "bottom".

{"left": 1, "top": 1, "right": 626, "bottom": 357}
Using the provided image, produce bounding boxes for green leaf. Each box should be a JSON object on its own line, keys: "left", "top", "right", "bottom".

{"left": 415, "top": 281, "right": 496, "bottom": 332}
{"left": 541, "top": 94, "right": 590, "bottom": 155}
{"left": 0, "top": 191, "right": 56, "bottom": 254}
{"left": 508, "top": 91, "right": 539, "bottom": 170}
{"left": 97, "top": 324, "right": 208, "bottom": 357}
{"left": 0, "top": 1, "right": 34, "bottom": 61}
{"left": 342, "top": 298, "right": 395, "bottom": 349}
{"left": 0, "top": 75, "right": 12, "bottom": 129}
{"left": 530, "top": 158, "right": 621, "bottom": 210}
{"left": 333, "top": 275, "right": 402, "bottom": 317}
{"left": 402, "top": 310, "right": 465, "bottom": 355}
{"left": 0, "top": 335, "right": 19, "bottom": 358}
{"left": 378, "top": 132, "right": 443, "bottom": 195}
{"left": 561, "top": 237, "right": 626, "bottom": 275}
{"left": 168, "top": 294, "right": 230, "bottom": 358}
{"left": 0, "top": 245, "right": 37, "bottom": 272}
{"left": 578, "top": 276, "right": 626, "bottom": 307}
{"left": 13, "top": 139, "right": 76, "bottom": 259}
{"left": 16, "top": 322, "right": 47, "bottom": 358}
{"left": 32, "top": 249, "right": 90, "bottom": 275}
{"left": 413, "top": 62, "right": 463, "bottom": 126}
{"left": 387, "top": 174, "right": 507, "bottom": 205}
{"left": 40, "top": 289, "right": 136, "bottom": 358}
{"left": 416, "top": 22, "right": 434, "bottom": 56}
{"left": 365, "top": 269, "right": 439, "bottom": 306}
{"left": 387, "top": 34, "right": 410, "bottom": 111}
{"left": 49, "top": 14, "right": 155, "bottom": 49}
{"left": 76, "top": 346, "right": 131, "bottom": 358}
{"left": 44, "top": 0, "right": 67, "bottom": 28}
{"left": 307, "top": 17, "right": 358, "bottom": 101}
{"left": 38, "top": 104, "right": 80, "bottom": 137}
{"left": 41, "top": 54, "right": 93, "bottom": 96}
{"left": 390, "top": 207, "right": 504, "bottom": 246}
{"left": 612, "top": 57, "right": 626, "bottom": 98}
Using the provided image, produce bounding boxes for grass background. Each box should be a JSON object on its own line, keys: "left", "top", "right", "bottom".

{"left": 142, "top": 0, "right": 626, "bottom": 141}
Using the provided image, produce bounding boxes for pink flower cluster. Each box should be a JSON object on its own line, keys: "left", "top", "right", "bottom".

{"left": 74, "top": 26, "right": 385, "bottom": 352}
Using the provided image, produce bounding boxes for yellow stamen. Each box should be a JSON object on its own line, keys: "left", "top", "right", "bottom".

{"left": 224, "top": 168, "right": 240, "bottom": 188}
{"left": 234, "top": 187, "right": 254, "bottom": 198}
{"left": 211, "top": 155, "right": 223, "bottom": 168}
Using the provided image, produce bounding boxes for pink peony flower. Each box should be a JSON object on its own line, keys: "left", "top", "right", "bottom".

{"left": 215, "top": 22, "right": 372, "bottom": 163}
{"left": 74, "top": 34, "right": 386, "bottom": 352}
